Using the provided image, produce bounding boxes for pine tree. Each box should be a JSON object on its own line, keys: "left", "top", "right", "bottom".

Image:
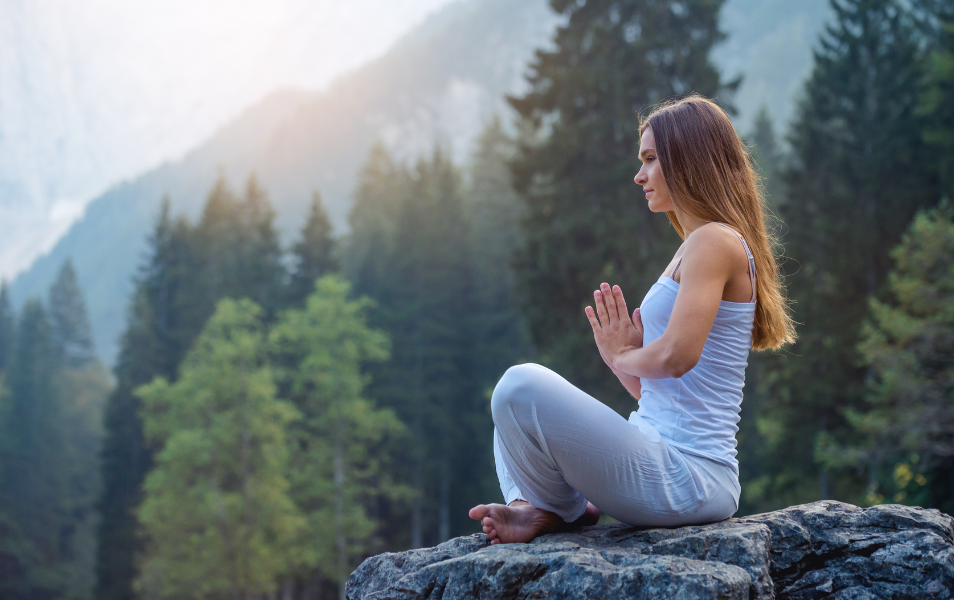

{"left": 96, "top": 178, "right": 291, "bottom": 599}
{"left": 270, "top": 275, "right": 403, "bottom": 600}
{"left": 920, "top": 2, "right": 954, "bottom": 198}
{"left": 191, "top": 175, "right": 287, "bottom": 321}
{"left": 384, "top": 149, "right": 477, "bottom": 546}
{"left": 346, "top": 145, "right": 484, "bottom": 547}
{"left": 0, "top": 282, "right": 16, "bottom": 373}
{"left": 462, "top": 117, "right": 535, "bottom": 511}
{"left": 747, "top": 0, "right": 939, "bottom": 512}
{"left": 344, "top": 142, "right": 404, "bottom": 299}
{"left": 0, "top": 300, "right": 69, "bottom": 599}
{"left": 95, "top": 200, "right": 194, "bottom": 600}
{"left": 45, "top": 259, "right": 112, "bottom": 597}
{"left": 288, "top": 192, "right": 338, "bottom": 307}
{"left": 834, "top": 207, "right": 954, "bottom": 513}
{"left": 49, "top": 260, "right": 96, "bottom": 368}
{"left": 508, "top": 0, "right": 733, "bottom": 412}
{"left": 746, "top": 106, "right": 785, "bottom": 208}
{"left": 135, "top": 299, "right": 302, "bottom": 600}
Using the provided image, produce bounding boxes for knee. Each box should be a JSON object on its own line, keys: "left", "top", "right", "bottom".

{"left": 491, "top": 363, "right": 545, "bottom": 419}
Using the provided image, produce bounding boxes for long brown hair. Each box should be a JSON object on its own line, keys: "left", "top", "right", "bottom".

{"left": 639, "top": 95, "right": 795, "bottom": 351}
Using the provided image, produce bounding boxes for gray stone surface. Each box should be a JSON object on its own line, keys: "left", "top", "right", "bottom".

{"left": 347, "top": 501, "right": 954, "bottom": 599}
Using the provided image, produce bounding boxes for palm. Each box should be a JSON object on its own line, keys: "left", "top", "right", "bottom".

{"left": 586, "top": 283, "right": 643, "bottom": 398}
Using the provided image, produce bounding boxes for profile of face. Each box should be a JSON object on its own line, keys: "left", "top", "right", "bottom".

{"left": 634, "top": 126, "right": 673, "bottom": 213}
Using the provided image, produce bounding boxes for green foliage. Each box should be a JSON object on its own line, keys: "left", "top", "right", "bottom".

{"left": 920, "top": 5, "right": 954, "bottom": 198}
{"left": 379, "top": 147, "right": 477, "bottom": 546}
{"left": 0, "top": 261, "right": 112, "bottom": 600}
{"left": 0, "top": 300, "right": 69, "bottom": 599}
{"left": 135, "top": 299, "right": 303, "bottom": 600}
{"left": 49, "top": 260, "right": 96, "bottom": 368}
{"left": 465, "top": 117, "right": 534, "bottom": 379}
{"left": 96, "top": 201, "right": 193, "bottom": 600}
{"left": 0, "top": 283, "right": 16, "bottom": 372}
{"left": 745, "top": 106, "right": 785, "bottom": 207}
{"left": 270, "top": 275, "right": 404, "bottom": 592}
{"left": 287, "top": 192, "right": 339, "bottom": 307}
{"left": 829, "top": 207, "right": 954, "bottom": 513}
{"left": 96, "top": 179, "right": 290, "bottom": 600}
{"left": 740, "top": 0, "right": 941, "bottom": 514}
{"left": 344, "top": 141, "right": 403, "bottom": 299}
{"left": 347, "top": 141, "right": 515, "bottom": 547}
{"left": 508, "top": 0, "right": 732, "bottom": 412}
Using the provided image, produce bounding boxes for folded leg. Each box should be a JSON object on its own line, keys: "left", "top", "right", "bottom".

{"left": 491, "top": 363, "right": 736, "bottom": 527}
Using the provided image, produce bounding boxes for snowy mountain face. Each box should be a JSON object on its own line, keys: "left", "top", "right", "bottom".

{"left": 0, "top": 0, "right": 454, "bottom": 280}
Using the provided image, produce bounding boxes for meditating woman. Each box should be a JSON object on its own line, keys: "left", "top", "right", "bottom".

{"left": 469, "top": 95, "right": 796, "bottom": 544}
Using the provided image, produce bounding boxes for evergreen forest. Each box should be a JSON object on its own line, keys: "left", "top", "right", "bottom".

{"left": 1, "top": 0, "right": 953, "bottom": 599}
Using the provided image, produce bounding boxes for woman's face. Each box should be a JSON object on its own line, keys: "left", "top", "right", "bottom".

{"left": 635, "top": 126, "right": 673, "bottom": 213}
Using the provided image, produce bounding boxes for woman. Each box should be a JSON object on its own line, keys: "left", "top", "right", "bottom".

{"left": 468, "top": 95, "right": 795, "bottom": 544}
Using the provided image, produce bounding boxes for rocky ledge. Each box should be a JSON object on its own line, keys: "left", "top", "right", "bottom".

{"left": 346, "top": 500, "right": 954, "bottom": 599}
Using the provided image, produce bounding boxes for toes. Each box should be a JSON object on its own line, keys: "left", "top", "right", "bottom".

{"left": 486, "top": 527, "right": 498, "bottom": 541}
{"left": 469, "top": 505, "right": 490, "bottom": 520}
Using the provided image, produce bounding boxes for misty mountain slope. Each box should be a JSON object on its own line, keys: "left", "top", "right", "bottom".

{"left": 11, "top": 0, "right": 558, "bottom": 364}
{"left": 712, "top": 0, "right": 832, "bottom": 132}
{"left": 9, "top": 89, "right": 313, "bottom": 362}
{"left": 12, "top": 0, "right": 832, "bottom": 365}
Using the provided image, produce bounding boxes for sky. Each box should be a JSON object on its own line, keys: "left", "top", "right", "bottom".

{"left": 0, "top": 0, "right": 456, "bottom": 279}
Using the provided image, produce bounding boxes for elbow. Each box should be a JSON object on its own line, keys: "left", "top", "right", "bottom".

{"left": 661, "top": 347, "right": 699, "bottom": 379}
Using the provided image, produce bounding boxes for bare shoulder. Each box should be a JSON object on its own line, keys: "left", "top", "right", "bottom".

{"left": 682, "top": 223, "right": 748, "bottom": 271}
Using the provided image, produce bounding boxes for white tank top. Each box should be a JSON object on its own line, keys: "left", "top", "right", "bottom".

{"left": 631, "top": 224, "right": 756, "bottom": 475}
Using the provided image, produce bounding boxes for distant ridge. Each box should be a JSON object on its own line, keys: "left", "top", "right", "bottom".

{"left": 11, "top": 0, "right": 558, "bottom": 363}
{"left": 11, "top": 0, "right": 832, "bottom": 365}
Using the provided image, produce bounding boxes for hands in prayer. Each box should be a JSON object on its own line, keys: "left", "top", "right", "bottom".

{"left": 585, "top": 283, "right": 644, "bottom": 377}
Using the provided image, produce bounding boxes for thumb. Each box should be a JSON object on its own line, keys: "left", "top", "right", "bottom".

{"left": 632, "top": 308, "right": 643, "bottom": 327}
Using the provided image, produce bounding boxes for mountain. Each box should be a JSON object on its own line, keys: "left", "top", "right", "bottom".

{"left": 10, "top": 0, "right": 559, "bottom": 363}
{"left": 0, "top": 0, "right": 458, "bottom": 279}
{"left": 11, "top": 0, "right": 832, "bottom": 364}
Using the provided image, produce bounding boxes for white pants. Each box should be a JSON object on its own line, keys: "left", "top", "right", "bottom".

{"left": 492, "top": 363, "right": 740, "bottom": 527}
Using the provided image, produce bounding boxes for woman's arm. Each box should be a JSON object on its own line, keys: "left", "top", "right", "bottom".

{"left": 586, "top": 225, "right": 740, "bottom": 379}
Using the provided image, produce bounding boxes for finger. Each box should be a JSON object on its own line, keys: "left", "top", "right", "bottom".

{"left": 633, "top": 307, "right": 644, "bottom": 336}
{"left": 584, "top": 306, "right": 602, "bottom": 333}
{"left": 613, "top": 285, "right": 629, "bottom": 328}
{"left": 594, "top": 290, "right": 610, "bottom": 328}
{"left": 600, "top": 283, "right": 619, "bottom": 326}
{"left": 593, "top": 290, "right": 609, "bottom": 329}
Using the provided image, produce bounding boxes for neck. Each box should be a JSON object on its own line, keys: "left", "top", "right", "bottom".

{"left": 675, "top": 209, "right": 708, "bottom": 237}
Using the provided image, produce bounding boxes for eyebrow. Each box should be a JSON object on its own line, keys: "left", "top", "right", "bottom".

{"left": 639, "top": 148, "right": 656, "bottom": 160}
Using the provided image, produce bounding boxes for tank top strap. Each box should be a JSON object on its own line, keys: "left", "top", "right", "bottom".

{"left": 715, "top": 223, "right": 757, "bottom": 303}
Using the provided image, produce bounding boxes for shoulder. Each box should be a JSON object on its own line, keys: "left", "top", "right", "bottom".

{"left": 681, "top": 223, "right": 747, "bottom": 273}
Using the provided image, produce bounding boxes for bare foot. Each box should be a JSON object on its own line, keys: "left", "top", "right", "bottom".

{"left": 468, "top": 501, "right": 601, "bottom": 544}
{"left": 468, "top": 502, "right": 560, "bottom": 544}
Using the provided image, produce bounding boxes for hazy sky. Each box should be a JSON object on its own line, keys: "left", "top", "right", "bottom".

{"left": 0, "top": 0, "right": 456, "bottom": 278}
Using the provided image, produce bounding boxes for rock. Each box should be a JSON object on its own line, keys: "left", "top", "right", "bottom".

{"left": 739, "top": 501, "right": 954, "bottom": 599}
{"left": 346, "top": 501, "right": 954, "bottom": 599}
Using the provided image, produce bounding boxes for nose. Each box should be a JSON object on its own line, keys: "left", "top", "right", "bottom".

{"left": 634, "top": 165, "right": 647, "bottom": 186}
